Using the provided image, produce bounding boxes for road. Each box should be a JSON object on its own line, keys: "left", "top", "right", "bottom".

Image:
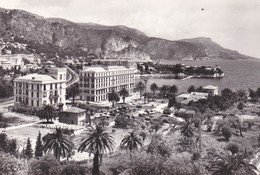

{"left": 66, "top": 65, "right": 79, "bottom": 87}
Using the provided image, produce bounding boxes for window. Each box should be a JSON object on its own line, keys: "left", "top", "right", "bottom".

{"left": 31, "top": 100, "right": 34, "bottom": 106}
{"left": 37, "top": 100, "right": 39, "bottom": 106}
{"left": 55, "top": 83, "right": 57, "bottom": 89}
{"left": 43, "top": 85, "right": 46, "bottom": 90}
{"left": 31, "top": 92, "right": 33, "bottom": 97}
{"left": 50, "top": 84, "right": 53, "bottom": 89}
{"left": 37, "top": 84, "right": 39, "bottom": 90}
{"left": 31, "top": 84, "right": 34, "bottom": 90}
{"left": 60, "top": 74, "right": 62, "bottom": 80}
{"left": 37, "top": 92, "right": 39, "bottom": 98}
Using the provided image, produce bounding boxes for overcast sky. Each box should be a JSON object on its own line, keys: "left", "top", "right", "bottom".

{"left": 0, "top": 0, "right": 260, "bottom": 58}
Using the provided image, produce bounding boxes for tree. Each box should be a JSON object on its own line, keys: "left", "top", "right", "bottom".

{"left": 35, "top": 132, "right": 43, "bottom": 159}
{"left": 237, "top": 102, "right": 244, "bottom": 110}
{"left": 25, "top": 138, "right": 33, "bottom": 159}
{"left": 38, "top": 105, "right": 58, "bottom": 123}
{"left": 169, "top": 85, "right": 178, "bottom": 96}
{"left": 180, "top": 121, "right": 194, "bottom": 138}
{"left": 227, "top": 143, "right": 239, "bottom": 155}
{"left": 222, "top": 126, "right": 232, "bottom": 141}
{"left": 119, "top": 88, "right": 129, "bottom": 104}
{"left": 160, "top": 85, "right": 169, "bottom": 97}
{"left": 147, "top": 134, "right": 171, "bottom": 158}
{"left": 150, "top": 83, "right": 158, "bottom": 94}
{"left": 78, "top": 125, "right": 115, "bottom": 175}
{"left": 0, "top": 133, "right": 8, "bottom": 152}
{"left": 66, "top": 82, "right": 80, "bottom": 104}
{"left": 168, "top": 96, "right": 176, "bottom": 108}
{"left": 136, "top": 82, "right": 145, "bottom": 100}
{"left": 108, "top": 89, "right": 120, "bottom": 107}
{"left": 120, "top": 132, "right": 143, "bottom": 158}
{"left": 30, "top": 154, "right": 62, "bottom": 175}
{"left": 61, "top": 162, "right": 87, "bottom": 175}
{"left": 0, "top": 152, "right": 24, "bottom": 175}
{"left": 209, "top": 152, "right": 257, "bottom": 175}
{"left": 187, "top": 85, "right": 196, "bottom": 93}
{"left": 42, "top": 127, "right": 74, "bottom": 161}
{"left": 236, "top": 89, "right": 247, "bottom": 101}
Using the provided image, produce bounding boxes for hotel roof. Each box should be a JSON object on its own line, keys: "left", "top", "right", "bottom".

{"left": 15, "top": 73, "right": 55, "bottom": 81}
{"left": 81, "top": 66, "right": 132, "bottom": 72}
{"left": 62, "top": 107, "right": 86, "bottom": 113}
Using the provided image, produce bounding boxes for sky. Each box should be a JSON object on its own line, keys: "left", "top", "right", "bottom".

{"left": 0, "top": 0, "right": 260, "bottom": 58}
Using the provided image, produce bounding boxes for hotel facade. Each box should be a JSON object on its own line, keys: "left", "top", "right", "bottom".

{"left": 79, "top": 64, "right": 135, "bottom": 102}
{"left": 13, "top": 67, "right": 67, "bottom": 111}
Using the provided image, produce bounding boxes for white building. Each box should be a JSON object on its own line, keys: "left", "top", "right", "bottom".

{"left": 79, "top": 65, "right": 135, "bottom": 102}
{"left": 13, "top": 67, "right": 67, "bottom": 111}
{"left": 203, "top": 85, "right": 218, "bottom": 96}
{"left": 176, "top": 92, "right": 208, "bottom": 104}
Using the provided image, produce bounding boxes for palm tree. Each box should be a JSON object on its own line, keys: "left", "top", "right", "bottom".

{"left": 120, "top": 131, "right": 143, "bottom": 159}
{"left": 42, "top": 127, "right": 74, "bottom": 161}
{"left": 78, "top": 125, "right": 115, "bottom": 175}
{"left": 107, "top": 89, "right": 120, "bottom": 107}
{"left": 180, "top": 121, "right": 194, "bottom": 138}
{"left": 67, "top": 82, "right": 80, "bottom": 104}
{"left": 38, "top": 105, "right": 58, "bottom": 123}
{"left": 150, "top": 83, "right": 158, "bottom": 94}
{"left": 135, "top": 82, "right": 145, "bottom": 100}
{"left": 209, "top": 152, "right": 257, "bottom": 175}
{"left": 119, "top": 88, "right": 129, "bottom": 104}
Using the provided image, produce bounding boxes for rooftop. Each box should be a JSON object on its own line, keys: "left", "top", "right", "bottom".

{"left": 15, "top": 73, "right": 56, "bottom": 82}
{"left": 62, "top": 107, "right": 86, "bottom": 113}
{"left": 203, "top": 85, "right": 218, "bottom": 90}
{"left": 81, "top": 65, "right": 132, "bottom": 72}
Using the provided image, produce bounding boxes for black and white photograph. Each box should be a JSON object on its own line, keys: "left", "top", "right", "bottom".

{"left": 0, "top": 0, "right": 260, "bottom": 174}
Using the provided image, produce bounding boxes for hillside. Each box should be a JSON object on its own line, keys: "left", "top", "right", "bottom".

{"left": 0, "top": 7, "right": 254, "bottom": 61}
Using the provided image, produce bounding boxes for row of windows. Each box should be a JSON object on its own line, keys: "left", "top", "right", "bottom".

{"left": 16, "top": 97, "right": 63, "bottom": 106}
{"left": 16, "top": 90, "right": 62, "bottom": 97}
{"left": 16, "top": 82, "right": 63, "bottom": 90}
{"left": 80, "top": 70, "right": 134, "bottom": 77}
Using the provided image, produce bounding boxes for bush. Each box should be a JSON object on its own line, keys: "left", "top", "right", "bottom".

{"left": 61, "top": 162, "right": 87, "bottom": 175}
{"left": 163, "top": 108, "right": 171, "bottom": 115}
{"left": 237, "top": 102, "right": 244, "bottom": 110}
{"left": 227, "top": 143, "right": 239, "bottom": 154}
{"left": 0, "top": 152, "right": 25, "bottom": 175}
{"left": 114, "top": 114, "right": 132, "bottom": 129}
{"left": 136, "top": 105, "right": 142, "bottom": 108}
{"left": 222, "top": 126, "right": 232, "bottom": 141}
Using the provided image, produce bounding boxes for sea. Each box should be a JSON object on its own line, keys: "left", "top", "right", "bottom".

{"left": 144, "top": 59, "right": 260, "bottom": 93}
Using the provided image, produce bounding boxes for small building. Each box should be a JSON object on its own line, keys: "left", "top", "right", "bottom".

{"left": 176, "top": 94, "right": 191, "bottom": 103}
{"left": 176, "top": 92, "right": 208, "bottom": 104}
{"left": 59, "top": 107, "right": 86, "bottom": 126}
{"left": 203, "top": 85, "right": 218, "bottom": 96}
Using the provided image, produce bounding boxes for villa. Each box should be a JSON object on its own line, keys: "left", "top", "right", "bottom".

{"left": 176, "top": 92, "right": 209, "bottom": 104}
{"left": 13, "top": 67, "right": 67, "bottom": 111}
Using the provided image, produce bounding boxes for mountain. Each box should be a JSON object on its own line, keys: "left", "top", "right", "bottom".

{"left": 0, "top": 7, "right": 254, "bottom": 61}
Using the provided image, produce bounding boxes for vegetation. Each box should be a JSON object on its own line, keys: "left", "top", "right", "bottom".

{"left": 107, "top": 89, "right": 120, "bottom": 107}
{"left": 66, "top": 82, "right": 80, "bottom": 104}
{"left": 150, "top": 83, "right": 158, "bottom": 94}
{"left": 42, "top": 127, "right": 74, "bottom": 161}
{"left": 135, "top": 82, "right": 145, "bottom": 99}
{"left": 120, "top": 131, "right": 143, "bottom": 158}
{"left": 24, "top": 138, "right": 33, "bottom": 159}
{"left": 35, "top": 132, "right": 43, "bottom": 159}
{"left": 222, "top": 126, "right": 232, "bottom": 141}
{"left": 119, "top": 88, "right": 129, "bottom": 104}
{"left": 78, "top": 125, "right": 115, "bottom": 175}
{"left": 37, "top": 105, "right": 58, "bottom": 123}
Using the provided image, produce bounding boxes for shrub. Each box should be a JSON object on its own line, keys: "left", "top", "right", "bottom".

{"left": 147, "top": 134, "right": 171, "bottom": 157}
{"left": 136, "top": 105, "right": 142, "bottom": 108}
{"left": 227, "top": 143, "right": 239, "bottom": 154}
{"left": 114, "top": 114, "right": 132, "bottom": 129}
{"left": 163, "top": 108, "right": 171, "bottom": 115}
{"left": 222, "top": 126, "right": 232, "bottom": 141}
{"left": 237, "top": 102, "right": 244, "bottom": 110}
{"left": 61, "top": 162, "right": 87, "bottom": 175}
{"left": 0, "top": 152, "right": 25, "bottom": 174}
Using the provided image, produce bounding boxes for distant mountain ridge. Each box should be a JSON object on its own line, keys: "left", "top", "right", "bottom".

{"left": 0, "top": 7, "right": 255, "bottom": 61}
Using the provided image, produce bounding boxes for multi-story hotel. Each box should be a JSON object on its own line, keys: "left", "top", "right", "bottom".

{"left": 13, "top": 67, "right": 67, "bottom": 111}
{"left": 79, "top": 63, "right": 135, "bottom": 102}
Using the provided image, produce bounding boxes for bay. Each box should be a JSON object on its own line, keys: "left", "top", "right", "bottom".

{"left": 144, "top": 59, "right": 260, "bottom": 93}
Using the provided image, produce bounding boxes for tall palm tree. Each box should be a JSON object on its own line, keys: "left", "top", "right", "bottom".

{"left": 120, "top": 131, "right": 143, "bottom": 159}
{"left": 150, "top": 83, "right": 158, "bottom": 94}
{"left": 119, "top": 88, "right": 129, "bottom": 104}
{"left": 78, "top": 125, "right": 115, "bottom": 175}
{"left": 38, "top": 105, "right": 58, "bottom": 123}
{"left": 135, "top": 82, "right": 145, "bottom": 100}
{"left": 209, "top": 152, "right": 257, "bottom": 175}
{"left": 42, "top": 127, "right": 74, "bottom": 161}
{"left": 107, "top": 89, "right": 120, "bottom": 107}
{"left": 67, "top": 82, "right": 80, "bottom": 104}
{"left": 180, "top": 121, "right": 194, "bottom": 138}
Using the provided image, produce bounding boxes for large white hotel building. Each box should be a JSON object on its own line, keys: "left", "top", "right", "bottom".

{"left": 13, "top": 67, "right": 67, "bottom": 111}
{"left": 79, "top": 60, "right": 135, "bottom": 102}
